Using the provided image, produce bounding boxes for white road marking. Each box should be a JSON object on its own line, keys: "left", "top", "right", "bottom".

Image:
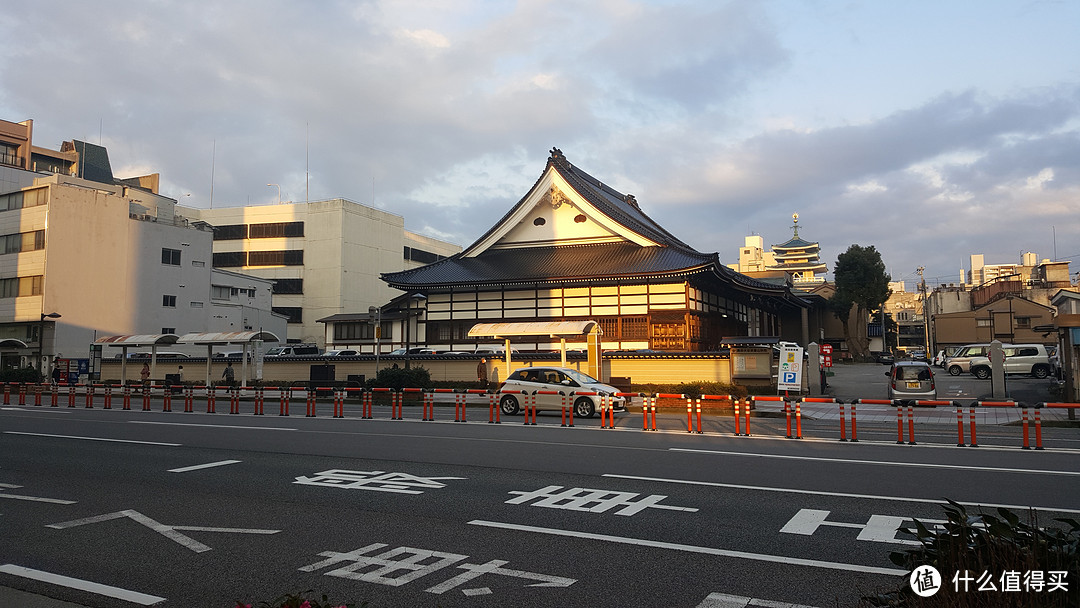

{"left": 0, "top": 492, "right": 76, "bottom": 505}
{"left": 696, "top": 592, "right": 819, "bottom": 608}
{"left": 3, "top": 431, "right": 180, "bottom": 446}
{"left": 0, "top": 564, "right": 165, "bottom": 605}
{"left": 168, "top": 460, "right": 241, "bottom": 473}
{"left": 603, "top": 474, "right": 1080, "bottom": 514}
{"left": 467, "top": 520, "right": 905, "bottom": 576}
{"left": 130, "top": 421, "right": 296, "bottom": 431}
{"left": 669, "top": 447, "right": 1080, "bottom": 476}
{"left": 47, "top": 509, "right": 280, "bottom": 553}
{"left": 0, "top": 483, "right": 21, "bottom": 489}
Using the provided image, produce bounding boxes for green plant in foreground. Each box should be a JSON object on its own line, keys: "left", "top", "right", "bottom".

{"left": 863, "top": 499, "right": 1079, "bottom": 607}
{"left": 234, "top": 590, "right": 363, "bottom": 608}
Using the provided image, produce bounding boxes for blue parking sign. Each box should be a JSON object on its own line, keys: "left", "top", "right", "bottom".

{"left": 782, "top": 372, "right": 797, "bottom": 384}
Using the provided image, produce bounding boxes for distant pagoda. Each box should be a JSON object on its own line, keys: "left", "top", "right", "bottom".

{"left": 767, "top": 213, "right": 827, "bottom": 284}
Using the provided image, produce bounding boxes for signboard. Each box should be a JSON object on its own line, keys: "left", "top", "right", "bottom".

{"left": 731, "top": 347, "right": 772, "bottom": 379}
{"left": 777, "top": 343, "right": 804, "bottom": 393}
{"left": 820, "top": 344, "right": 833, "bottom": 355}
{"left": 822, "top": 354, "right": 833, "bottom": 368}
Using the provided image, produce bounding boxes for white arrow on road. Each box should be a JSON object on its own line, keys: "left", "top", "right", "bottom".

{"left": 47, "top": 509, "right": 280, "bottom": 553}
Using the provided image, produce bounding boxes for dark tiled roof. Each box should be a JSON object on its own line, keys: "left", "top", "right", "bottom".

{"left": 384, "top": 243, "right": 711, "bottom": 288}
{"left": 383, "top": 242, "right": 789, "bottom": 293}
{"left": 773, "top": 237, "right": 819, "bottom": 250}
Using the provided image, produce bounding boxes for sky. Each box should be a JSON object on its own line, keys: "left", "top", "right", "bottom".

{"left": 2, "top": 0, "right": 1078, "bottom": 292}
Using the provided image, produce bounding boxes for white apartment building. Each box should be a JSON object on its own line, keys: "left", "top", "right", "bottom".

{"left": 0, "top": 118, "right": 285, "bottom": 372}
{"left": 183, "top": 200, "right": 461, "bottom": 347}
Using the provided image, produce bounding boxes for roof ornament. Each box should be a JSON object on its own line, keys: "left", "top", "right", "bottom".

{"left": 549, "top": 148, "right": 566, "bottom": 163}
{"left": 791, "top": 212, "right": 800, "bottom": 239}
{"left": 625, "top": 194, "right": 639, "bottom": 210}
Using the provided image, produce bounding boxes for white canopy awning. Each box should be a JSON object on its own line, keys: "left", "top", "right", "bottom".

{"left": 95, "top": 334, "right": 180, "bottom": 347}
{"left": 467, "top": 321, "right": 600, "bottom": 338}
{"left": 177, "top": 331, "right": 280, "bottom": 345}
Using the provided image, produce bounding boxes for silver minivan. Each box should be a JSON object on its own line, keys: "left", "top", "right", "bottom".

{"left": 887, "top": 360, "right": 937, "bottom": 401}
{"left": 945, "top": 343, "right": 991, "bottom": 376}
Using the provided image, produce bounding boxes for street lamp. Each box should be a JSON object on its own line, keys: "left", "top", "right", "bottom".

{"left": 38, "top": 312, "right": 61, "bottom": 380}
{"left": 267, "top": 183, "right": 281, "bottom": 205}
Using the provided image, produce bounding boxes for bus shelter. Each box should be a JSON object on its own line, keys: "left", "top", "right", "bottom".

{"left": 94, "top": 334, "right": 181, "bottom": 383}
{"left": 177, "top": 331, "right": 280, "bottom": 387}
{"left": 467, "top": 320, "right": 602, "bottom": 379}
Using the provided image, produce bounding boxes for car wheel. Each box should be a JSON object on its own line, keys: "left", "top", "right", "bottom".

{"left": 948, "top": 365, "right": 962, "bottom": 376}
{"left": 574, "top": 397, "right": 596, "bottom": 418}
{"left": 499, "top": 395, "right": 520, "bottom": 416}
{"left": 1032, "top": 365, "right": 1050, "bottom": 379}
{"left": 973, "top": 367, "right": 991, "bottom": 380}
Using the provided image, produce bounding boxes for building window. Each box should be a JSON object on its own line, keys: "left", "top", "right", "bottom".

{"left": 0, "top": 275, "right": 44, "bottom": 298}
{"left": 163, "top": 295, "right": 177, "bottom": 307}
{"left": 190, "top": 301, "right": 204, "bottom": 308}
{"left": 249, "top": 221, "right": 304, "bottom": 238}
{"left": 192, "top": 260, "right": 205, "bottom": 267}
{"left": 211, "top": 285, "right": 231, "bottom": 300}
{"left": 161, "top": 248, "right": 181, "bottom": 265}
{"left": 403, "top": 247, "right": 443, "bottom": 264}
{"left": 272, "top": 278, "right": 304, "bottom": 294}
{"left": 1, "top": 230, "right": 45, "bottom": 254}
{"left": 0, "top": 142, "right": 18, "bottom": 167}
{"left": 162, "top": 327, "right": 176, "bottom": 334}
{"left": 976, "top": 319, "right": 991, "bottom": 327}
{"left": 0, "top": 188, "right": 47, "bottom": 212}
{"left": 212, "top": 251, "right": 246, "bottom": 267}
{"left": 247, "top": 250, "right": 304, "bottom": 267}
{"left": 273, "top": 307, "right": 303, "bottom": 323}
{"left": 1015, "top": 317, "right": 1031, "bottom": 328}
{"left": 213, "top": 224, "right": 248, "bottom": 240}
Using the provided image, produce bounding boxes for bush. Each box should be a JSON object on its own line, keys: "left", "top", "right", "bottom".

{"left": 0, "top": 367, "right": 44, "bottom": 383}
{"left": 863, "top": 500, "right": 1079, "bottom": 607}
{"left": 370, "top": 365, "right": 432, "bottom": 390}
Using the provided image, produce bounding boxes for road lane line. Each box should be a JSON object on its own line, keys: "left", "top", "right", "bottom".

{"left": 0, "top": 492, "right": 77, "bottom": 504}
{"left": 669, "top": 447, "right": 1080, "bottom": 476}
{"left": 3, "top": 431, "right": 180, "bottom": 446}
{"left": 130, "top": 421, "right": 296, "bottom": 431}
{"left": 467, "top": 520, "right": 905, "bottom": 576}
{"left": 602, "top": 474, "right": 1080, "bottom": 514}
{"left": 0, "top": 564, "right": 165, "bottom": 605}
{"left": 697, "top": 592, "right": 819, "bottom": 608}
{"left": 168, "top": 460, "right": 241, "bottom": 473}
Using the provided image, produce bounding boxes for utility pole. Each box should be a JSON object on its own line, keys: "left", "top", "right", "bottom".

{"left": 917, "top": 267, "right": 930, "bottom": 358}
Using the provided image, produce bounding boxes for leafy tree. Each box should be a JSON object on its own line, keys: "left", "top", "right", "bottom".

{"left": 829, "top": 244, "right": 891, "bottom": 358}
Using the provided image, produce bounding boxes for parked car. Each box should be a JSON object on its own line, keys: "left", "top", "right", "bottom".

{"left": 323, "top": 349, "right": 361, "bottom": 357}
{"left": 264, "top": 344, "right": 322, "bottom": 357}
{"left": 944, "top": 343, "right": 991, "bottom": 376}
{"left": 498, "top": 366, "right": 627, "bottom": 418}
{"left": 967, "top": 344, "right": 1052, "bottom": 379}
{"left": 871, "top": 351, "right": 894, "bottom": 365}
{"left": 886, "top": 360, "right": 937, "bottom": 401}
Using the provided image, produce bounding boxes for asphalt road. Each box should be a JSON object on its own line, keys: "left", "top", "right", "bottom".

{"left": 1, "top": 379, "right": 1077, "bottom": 607}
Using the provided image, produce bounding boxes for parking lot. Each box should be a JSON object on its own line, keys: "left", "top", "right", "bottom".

{"left": 824, "top": 361, "right": 1060, "bottom": 405}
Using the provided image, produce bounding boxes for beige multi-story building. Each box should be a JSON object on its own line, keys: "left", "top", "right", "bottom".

{"left": 183, "top": 200, "right": 461, "bottom": 347}
{"left": 0, "top": 117, "right": 285, "bottom": 373}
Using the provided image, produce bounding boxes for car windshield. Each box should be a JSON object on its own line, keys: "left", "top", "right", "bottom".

{"left": 896, "top": 365, "right": 932, "bottom": 381}
{"left": 265, "top": 348, "right": 284, "bottom": 356}
{"left": 562, "top": 369, "right": 600, "bottom": 384}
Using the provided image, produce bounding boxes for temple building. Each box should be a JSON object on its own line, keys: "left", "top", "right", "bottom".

{"left": 379, "top": 149, "right": 813, "bottom": 352}
{"left": 765, "top": 213, "right": 828, "bottom": 284}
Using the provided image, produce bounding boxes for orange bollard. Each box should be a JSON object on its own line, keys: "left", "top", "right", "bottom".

{"left": 1034, "top": 407, "right": 1043, "bottom": 450}
{"left": 280, "top": 387, "right": 291, "bottom": 416}
{"left": 956, "top": 404, "right": 965, "bottom": 446}
{"left": 142, "top": 385, "right": 151, "bottom": 411}
{"left": 254, "top": 387, "right": 265, "bottom": 415}
{"left": 896, "top": 406, "right": 904, "bottom": 444}
{"left": 2, "top": 383, "right": 9, "bottom": 405}
{"left": 968, "top": 405, "right": 978, "bottom": 447}
{"left": 184, "top": 385, "right": 193, "bottom": 413}
{"left": 122, "top": 384, "right": 131, "bottom": 410}
{"left": 333, "top": 388, "right": 344, "bottom": 418}
{"left": 162, "top": 385, "right": 171, "bottom": 412}
{"left": 50, "top": 383, "right": 59, "bottom": 407}
{"left": 839, "top": 402, "right": 847, "bottom": 441}
{"left": 849, "top": 402, "right": 858, "bottom": 442}
{"left": 1021, "top": 406, "right": 1030, "bottom": 450}
{"left": 34, "top": 383, "right": 43, "bottom": 407}
{"left": 907, "top": 405, "right": 916, "bottom": 445}
{"left": 785, "top": 400, "right": 793, "bottom": 438}
{"left": 794, "top": 402, "right": 802, "bottom": 439}
{"left": 734, "top": 400, "right": 742, "bottom": 436}
{"left": 306, "top": 388, "right": 317, "bottom": 417}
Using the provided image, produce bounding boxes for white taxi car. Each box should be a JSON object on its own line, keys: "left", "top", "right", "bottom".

{"left": 497, "top": 366, "right": 627, "bottom": 418}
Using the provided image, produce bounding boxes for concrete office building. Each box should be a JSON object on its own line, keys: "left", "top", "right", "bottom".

{"left": 183, "top": 200, "right": 461, "bottom": 348}
{"left": 0, "top": 117, "right": 284, "bottom": 373}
